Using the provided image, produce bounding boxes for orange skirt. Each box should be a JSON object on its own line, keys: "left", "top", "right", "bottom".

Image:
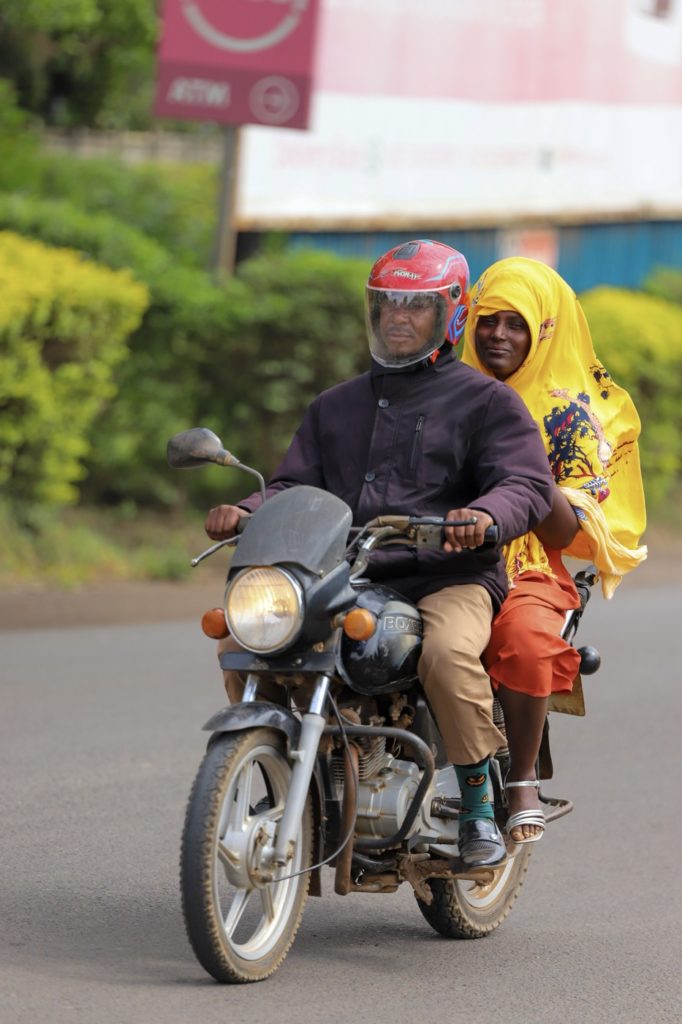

{"left": 484, "top": 549, "right": 581, "bottom": 698}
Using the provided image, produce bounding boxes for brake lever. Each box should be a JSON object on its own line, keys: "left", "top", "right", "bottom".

{"left": 191, "top": 537, "right": 237, "bottom": 567}
{"left": 191, "top": 514, "right": 251, "bottom": 567}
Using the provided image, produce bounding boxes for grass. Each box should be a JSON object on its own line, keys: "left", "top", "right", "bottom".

{"left": 0, "top": 502, "right": 211, "bottom": 589}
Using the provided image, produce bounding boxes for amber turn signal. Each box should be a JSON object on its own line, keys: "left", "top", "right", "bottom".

{"left": 201, "top": 608, "right": 229, "bottom": 639}
{"left": 342, "top": 607, "right": 377, "bottom": 641}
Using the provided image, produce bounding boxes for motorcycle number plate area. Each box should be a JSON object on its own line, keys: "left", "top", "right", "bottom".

{"left": 548, "top": 673, "right": 586, "bottom": 716}
{"left": 231, "top": 486, "right": 352, "bottom": 575}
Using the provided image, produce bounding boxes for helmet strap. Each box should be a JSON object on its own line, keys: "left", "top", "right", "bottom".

{"left": 428, "top": 341, "right": 451, "bottom": 364}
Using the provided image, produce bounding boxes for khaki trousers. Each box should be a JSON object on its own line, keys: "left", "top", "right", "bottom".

{"left": 218, "top": 583, "right": 504, "bottom": 766}
{"left": 417, "top": 584, "right": 505, "bottom": 765}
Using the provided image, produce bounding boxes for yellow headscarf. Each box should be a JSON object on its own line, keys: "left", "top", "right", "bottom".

{"left": 462, "top": 257, "right": 647, "bottom": 598}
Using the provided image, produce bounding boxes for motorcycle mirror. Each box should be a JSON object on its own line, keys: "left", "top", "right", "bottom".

{"left": 167, "top": 427, "right": 240, "bottom": 469}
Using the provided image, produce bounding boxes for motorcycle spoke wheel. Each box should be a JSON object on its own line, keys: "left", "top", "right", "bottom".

{"left": 181, "top": 728, "right": 312, "bottom": 983}
{"left": 416, "top": 844, "right": 532, "bottom": 938}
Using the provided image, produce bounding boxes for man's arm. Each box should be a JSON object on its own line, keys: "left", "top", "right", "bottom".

{"left": 467, "top": 385, "right": 554, "bottom": 545}
{"left": 205, "top": 400, "right": 325, "bottom": 539}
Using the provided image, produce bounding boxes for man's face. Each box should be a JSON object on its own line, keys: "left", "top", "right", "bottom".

{"left": 377, "top": 292, "right": 438, "bottom": 360}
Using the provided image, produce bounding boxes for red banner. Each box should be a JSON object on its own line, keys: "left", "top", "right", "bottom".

{"left": 154, "top": 0, "right": 320, "bottom": 129}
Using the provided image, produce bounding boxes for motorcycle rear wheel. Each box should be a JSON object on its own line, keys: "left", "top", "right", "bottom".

{"left": 180, "top": 728, "right": 312, "bottom": 982}
{"left": 416, "top": 844, "right": 532, "bottom": 938}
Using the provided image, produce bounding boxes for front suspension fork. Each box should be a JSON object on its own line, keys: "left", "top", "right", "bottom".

{"left": 243, "top": 672, "right": 332, "bottom": 868}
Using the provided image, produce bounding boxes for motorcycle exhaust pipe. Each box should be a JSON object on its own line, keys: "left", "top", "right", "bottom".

{"left": 334, "top": 742, "right": 360, "bottom": 896}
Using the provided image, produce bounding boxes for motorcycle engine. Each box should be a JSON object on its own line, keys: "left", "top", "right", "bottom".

{"left": 332, "top": 744, "right": 420, "bottom": 838}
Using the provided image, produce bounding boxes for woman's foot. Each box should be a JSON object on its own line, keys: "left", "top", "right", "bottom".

{"left": 505, "top": 779, "right": 545, "bottom": 844}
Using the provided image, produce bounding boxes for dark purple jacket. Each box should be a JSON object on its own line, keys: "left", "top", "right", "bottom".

{"left": 238, "top": 351, "right": 553, "bottom": 610}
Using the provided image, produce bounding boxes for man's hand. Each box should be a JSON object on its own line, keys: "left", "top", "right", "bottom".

{"left": 443, "top": 508, "right": 495, "bottom": 553}
{"left": 205, "top": 504, "right": 249, "bottom": 541}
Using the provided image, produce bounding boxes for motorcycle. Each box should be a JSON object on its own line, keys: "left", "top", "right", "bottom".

{"left": 168, "top": 427, "right": 601, "bottom": 984}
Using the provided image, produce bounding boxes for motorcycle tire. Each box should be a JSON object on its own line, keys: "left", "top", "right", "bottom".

{"left": 180, "top": 728, "right": 312, "bottom": 982}
{"left": 416, "top": 845, "right": 532, "bottom": 938}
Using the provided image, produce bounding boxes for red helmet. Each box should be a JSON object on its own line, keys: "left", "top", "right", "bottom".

{"left": 366, "top": 239, "right": 470, "bottom": 368}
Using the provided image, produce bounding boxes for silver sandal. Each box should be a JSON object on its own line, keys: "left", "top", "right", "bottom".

{"left": 505, "top": 780, "right": 546, "bottom": 845}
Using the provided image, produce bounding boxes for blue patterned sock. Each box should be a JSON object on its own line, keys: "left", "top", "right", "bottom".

{"left": 454, "top": 758, "right": 495, "bottom": 824}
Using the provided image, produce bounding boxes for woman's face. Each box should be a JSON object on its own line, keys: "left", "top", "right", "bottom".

{"left": 474, "top": 310, "right": 531, "bottom": 381}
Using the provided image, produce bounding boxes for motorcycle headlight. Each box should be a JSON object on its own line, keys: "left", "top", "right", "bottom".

{"left": 225, "top": 566, "right": 304, "bottom": 654}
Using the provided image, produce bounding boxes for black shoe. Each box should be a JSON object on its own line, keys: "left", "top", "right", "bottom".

{"left": 457, "top": 817, "right": 507, "bottom": 868}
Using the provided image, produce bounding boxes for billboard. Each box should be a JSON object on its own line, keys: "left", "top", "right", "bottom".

{"left": 154, "top": 0, "right": 321, "bottom": 129}
{"left": 235, "top": 0, "right": 682, "bottom": 226}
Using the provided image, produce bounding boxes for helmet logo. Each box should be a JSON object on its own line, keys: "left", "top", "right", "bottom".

{"left": 392, "top": 269, "right": 420, "bottom": 280}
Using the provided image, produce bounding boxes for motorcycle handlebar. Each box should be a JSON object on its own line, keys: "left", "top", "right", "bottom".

{"left": 362, "top": 515, "right": 498, "bottom": 549}
{"left": 231, "top": 511, "right": 498, "bottom": 555}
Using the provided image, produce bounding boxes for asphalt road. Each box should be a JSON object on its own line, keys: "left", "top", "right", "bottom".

{"left": 1, "top": 582, "right": 680, "bottom": 1024}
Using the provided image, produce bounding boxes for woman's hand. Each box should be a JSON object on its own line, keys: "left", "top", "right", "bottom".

{"left": 443, "top": 508, "right": 495, "bottom": 553}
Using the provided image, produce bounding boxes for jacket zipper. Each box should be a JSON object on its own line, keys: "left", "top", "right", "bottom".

{"left": 409, "top": 414, "right": 425, "bottom": 472}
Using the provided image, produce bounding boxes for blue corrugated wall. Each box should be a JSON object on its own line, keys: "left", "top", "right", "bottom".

{"left": 284, "top": 220, "right": 682, "bottom": 293}
{"left": 557, "top": 221, "right": 682, "bottom": 292}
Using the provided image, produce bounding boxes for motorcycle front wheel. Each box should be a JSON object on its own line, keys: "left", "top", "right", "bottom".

{"left": 416, "top": 844, "right": 532, "bottom": 938}
{"left": 180, "top": 728, "right": 312, "bottom": 983}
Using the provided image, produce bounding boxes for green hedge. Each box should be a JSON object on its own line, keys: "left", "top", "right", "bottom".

{"left": 643, "top": 265, "right": 682, "bottom": 306}
{"left": 0, "top": 192, "right": 245, "bottom": 504}
{"left": 188, "top": 247, "right": 370, "bottom": 502}
{"left": 25, "top": 152, "right": 217, "bottom": 268}
{"left": 0, "top": 230, "right": 148, "bottom": 507}
{"left": 0, "top": 80, "right": 41, "bottom": 193}
{"left": 0, "top": 193, "right": 371, "bottom": 507}
{"left": 0, "top": 84, "right": 216, "bottom": 269}
{"left": 580, "top": 286, "right": 682, "bottom": 508}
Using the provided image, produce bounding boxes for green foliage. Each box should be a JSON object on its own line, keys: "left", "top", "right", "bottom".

{"left": 0, "top": 79, "right": 41, "bottom": 191}
{"left": 0, "top": 1, "right": 157, "bottom": 128}
{"left": 580, "top": 286, "right": 682, "bottom": 508}
{"left": 0, "top": 500, "right": 200, "bottom": 586}
{"left": 0, "top": 230, "right": 149, "bottom": 507}
{"left": 0, "top": 191, "right": 370, "bottom": 508}
{"left": 25, "top": 152, "right": 218, "bottom": 268}
{"left": 0, "top": 192, "right": 173, "bottom": 277}
{"left": 88, "top": 246, "right": 370, "bottom": 511}
{"left": 0, "top": 500, "right": 128, "bottom": 587}
{"left": 0, "top": 192, "right": 241, "bottom": 503}
{"left": 0, "top": 78, "right": 217, "bottom": 266}
{"left": 643, "top": 266, "right": 682, "bottom": 306}
{"left": 188, "top": 248, "right": 371, "bottom": 505}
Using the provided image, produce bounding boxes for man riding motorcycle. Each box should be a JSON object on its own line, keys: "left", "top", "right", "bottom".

{"left": 204, "top": 239, "right": 554, "bottom": 869}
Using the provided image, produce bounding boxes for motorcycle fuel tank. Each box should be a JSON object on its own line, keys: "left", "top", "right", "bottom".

{"left": 337, "top": 584, "right": 422, "bottom": 695}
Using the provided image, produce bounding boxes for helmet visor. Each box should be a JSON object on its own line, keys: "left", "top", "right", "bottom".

{"left": 366, "top": 288, "right": 447, "bottom": 367}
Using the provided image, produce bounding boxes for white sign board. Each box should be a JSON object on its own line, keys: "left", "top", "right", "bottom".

{"left": 237, "top": 0, "right": 682, "bottom": 226}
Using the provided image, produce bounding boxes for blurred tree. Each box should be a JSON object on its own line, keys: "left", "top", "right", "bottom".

{"left": 0, "top": 79, "right": 40, "bottom": 189}
{"left": 0, "top": 0, "right": 157, "bottom": 128}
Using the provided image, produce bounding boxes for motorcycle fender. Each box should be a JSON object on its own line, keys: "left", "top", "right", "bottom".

{"left": 203, "top": 701, "right": 324, "bottom": 897}
{"left": 203, "top": 701, "right": 301, "bottom": 747}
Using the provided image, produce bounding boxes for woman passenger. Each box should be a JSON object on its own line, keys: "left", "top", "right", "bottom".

{"left": 462, "top": 257, "right": 647, "bottom": 844}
